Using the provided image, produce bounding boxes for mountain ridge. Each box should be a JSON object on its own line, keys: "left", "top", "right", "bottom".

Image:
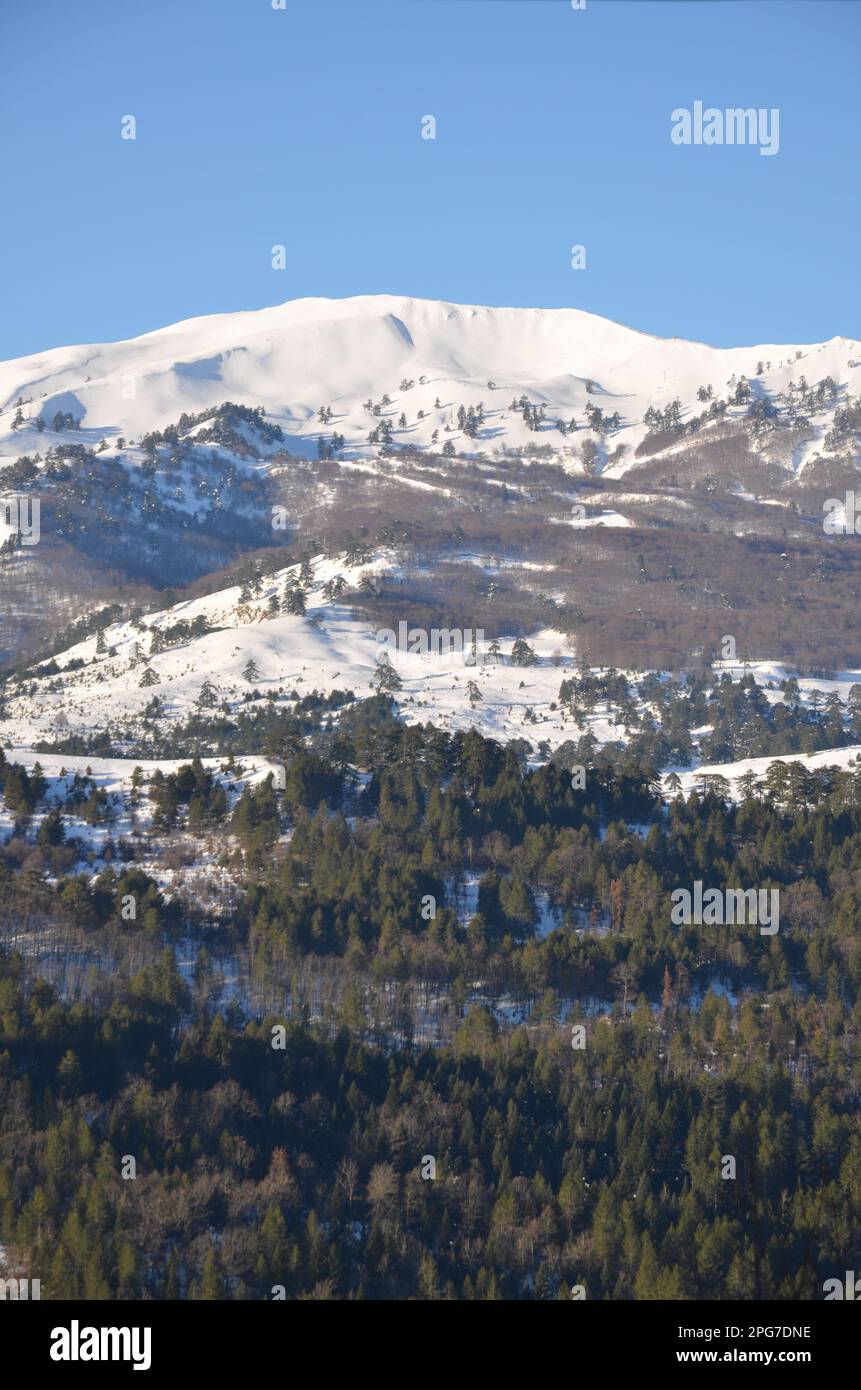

{"left": 3, "top": 293, "right": 861, "bottom": 678}
{"left": 3, "top": 294, "right": 858, "bottom": 472}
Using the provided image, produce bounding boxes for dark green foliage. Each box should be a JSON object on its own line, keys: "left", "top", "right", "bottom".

{"left": 4, "top": 708, "right": 861, "bottom": 1301}
{"left": 0, "top": 749, "right": 45, "bottom": 814}
{"left": 0, "top": 948, "right": 859, "bottom": 1301}
{"left": 149, "top": 759, "right": 228, "bottom": 829}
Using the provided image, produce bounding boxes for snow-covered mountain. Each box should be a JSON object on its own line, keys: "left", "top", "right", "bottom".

{"left": 2, "top": 294, "right": 859, "bottom": 474}
{"left": 3, "top": 294, "right": 861, "bottom": 681}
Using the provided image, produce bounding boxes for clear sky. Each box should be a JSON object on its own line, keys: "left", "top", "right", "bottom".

{"left": 1, "top": 0, "right": 859, "bottom": 359}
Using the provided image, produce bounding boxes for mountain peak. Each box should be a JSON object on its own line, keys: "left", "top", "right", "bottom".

{"left": 1, "top": 294, "right": 859, "bottom": 476}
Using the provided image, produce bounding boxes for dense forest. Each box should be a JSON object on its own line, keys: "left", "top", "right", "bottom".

{"left": 1, "top": 947, "right": 859, "bottom": 1301}
{"left": 1, "top": 698, "right": 861, "bottom": 1299}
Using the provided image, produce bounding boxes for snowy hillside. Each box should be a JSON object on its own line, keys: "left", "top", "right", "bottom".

{"left": 0, "top": 549, "right": 588, "bottom": 754}
{"left": 5, "top": 532, "right": 861, "bottom": 798}
{"left": 667, "top": 742, "right": 861, "bottom": 802}
{"left": 4, "top": 293, "right": 861, "bottom": 686}
{"left": 2, "top": 294, "right": 860, "bottom": 475}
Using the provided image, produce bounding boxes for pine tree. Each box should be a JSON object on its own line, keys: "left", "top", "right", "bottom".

{"left": 322, "top": 575, "right": 346, "bottom": 601}
{"left": 197, "top": 679, "right": 219, "bottom": 708}
{"left": 197, "top": 1244, "right": 223, "bottom": 1300}
{"left": 284, "top": 587, "right": 306, "bottom": 616}
{"left": 510, "top": 638, "right": 538, "bottom": 667}
{"left": 373, "top": 657, "right": 402, "bottom": 695}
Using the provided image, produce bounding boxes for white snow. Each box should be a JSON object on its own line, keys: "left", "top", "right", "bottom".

{"left": 668, "top": 745, "right": 861, "bottom": 801}
{"left": 2, "top": 294, "right": 858, "bottom": 474}
{"left": 0, "top": 551, "right": 582, "bottom": 754}
{"left": 553, "top": 509, "right": 633, "bottom": 529}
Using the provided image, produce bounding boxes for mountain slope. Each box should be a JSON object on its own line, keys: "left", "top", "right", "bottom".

{"left": 2, "top": 294, "right": 859, "bottom": 472}
{"left": 0, "top": 549, "right": 581, "bottom": 755}
{"left": 3, "top": 295, "right": 861, "bottom": 677}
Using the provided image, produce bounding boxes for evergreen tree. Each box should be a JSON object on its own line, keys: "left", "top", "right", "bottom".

{"left": 510, "top": 638, "right": 538, "bottom": 667}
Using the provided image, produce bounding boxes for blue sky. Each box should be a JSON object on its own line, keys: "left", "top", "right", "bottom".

{"left": 1, "top": 0, "right": 859, "bottom": 358}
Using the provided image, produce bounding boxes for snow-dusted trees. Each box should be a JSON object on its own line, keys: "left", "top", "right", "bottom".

{"left": 322, "top": 575, "right": 346, "bottom": 601}
{"left": 372, "top": 655, "right": 402, "bottom": 695}
{"left": 283, "top": 587, "right": 307, "bottom": 616}
{"left": 510, "top": 638, "right": 538, "bottom": 667}
{"left": 196, "top": 679, "right": 219, "bottom": 709}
